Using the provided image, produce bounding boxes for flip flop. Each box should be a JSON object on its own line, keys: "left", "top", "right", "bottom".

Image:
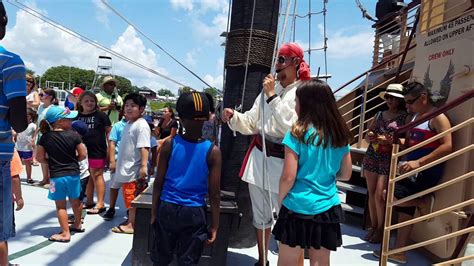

{"left": 26, "top": 179, "right": 35, "bottom": 184}
{"left": 69, "top": 226, "right": 85, "bottom": 233}
{"left": 87, "top": 207, "right": 106, "bottom": 215}
{"left": 111, "top": 225, "right": 134, "bottom": 234}
{"left": 48, "top": 235, "right": 70, "bottom": 243}
{"left": 82, "top": 203, "right": 96, "bottom": 210}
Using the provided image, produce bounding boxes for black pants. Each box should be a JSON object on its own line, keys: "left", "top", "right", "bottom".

{"left": 150, "top": 201, "right": 208, "bottom": 266}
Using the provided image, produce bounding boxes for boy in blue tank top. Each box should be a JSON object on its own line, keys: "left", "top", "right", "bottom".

{"left": 151, "top": 92, "right": 221, "bottom": 266}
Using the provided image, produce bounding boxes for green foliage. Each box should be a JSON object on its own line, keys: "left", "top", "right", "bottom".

{"left": 178, "top": 86, "right": 193, "bottom": 95}
{"left": 203, "top": 87, "right": 221, "bottom": 98}
{"left": 157, "top": 88, "right": 175, "bottom": 97}
{"left": 42, "top": 65, "right": 95, "bottom": 89}
{"left": 150, "top": 100, "right": 176, "bottom": 112}
{"left": 40, "top": 65, "right": 135, "bottom": 97}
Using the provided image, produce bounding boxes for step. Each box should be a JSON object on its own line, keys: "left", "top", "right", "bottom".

{"left": 337, "top": 181, "right": 367, "bottom": 195}
{"left": 341, "top": 202, "right": 365, "bottom": 215}
{"left": 350, "top": 146, "right": 367, "bottom": 154}
{"left": 352, "top": 165, "right": 362, "bottom": 173}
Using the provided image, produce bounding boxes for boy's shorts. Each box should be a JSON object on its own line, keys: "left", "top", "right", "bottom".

{"left": 0, "top": 161, "right": 14, "bottom": 241}
{"left": 48, "top": 175, "right": 81, "bottom": 201}
{"left": 122, "top": 179, "right": 147, "bottom": 209}
{"left": 109, "top": 172, "right": 122, "bottom": 190}
{"left": 150, "top": 201, "right": 208, "bottom": 265}
{"left": 88, "top": 158, "right": 106, "bottom": 169}
{"left": 17, "top": 151, "right": 33, "bottom": 161}
{"left": 10, "top": 151, "right": 23, "bottom": 177}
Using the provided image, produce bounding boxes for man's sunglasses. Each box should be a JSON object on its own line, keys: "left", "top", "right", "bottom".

{"left": 405, "top": 93, "right": 424, "bottom": 105}
{"left": 277, "top": 56, "right": 293, "bottom": 64}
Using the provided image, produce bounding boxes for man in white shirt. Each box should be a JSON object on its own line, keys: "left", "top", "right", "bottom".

{"left": 222, "top": 43, "right": 311, "bottom": 266}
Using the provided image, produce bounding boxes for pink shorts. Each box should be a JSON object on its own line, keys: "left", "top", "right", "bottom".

{"left": 88, "top": 158, "right": 106, "bottom": 169}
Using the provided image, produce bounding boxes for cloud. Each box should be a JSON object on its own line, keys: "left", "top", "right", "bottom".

{"left": 169, "top": 0, "right": 228, "bottom": 43}
{"left": 92, "top": 0, "right": 111, "bottom": 29}
{"left": 170, "top": 0, "right": 193, "bottom": 12}
{"left": 185, "top": 48, "right": 202, "bottom": 66}
{"left": 2, "top": 8, "right": 185, "bottom": 93}
{"left": 203, "top": 74, "right": 223, "bottom": 89}
{"left": 297, "top": 25, "right": 374, "bottom": 60}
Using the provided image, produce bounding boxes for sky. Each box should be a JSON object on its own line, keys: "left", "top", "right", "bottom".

{"left": 1, "top": 0, "right": 378, "bottom": 95}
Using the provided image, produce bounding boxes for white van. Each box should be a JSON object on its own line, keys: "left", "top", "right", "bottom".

{"left": 53, "top": 88, "right": 68, "bottom": 107}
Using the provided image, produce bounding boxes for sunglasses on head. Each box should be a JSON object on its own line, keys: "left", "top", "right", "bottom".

{"left": 405, "top": 93, "right": 424, "bottom": 105}
{"left": 277, "top": 56, "right": 293, "bottom": 64}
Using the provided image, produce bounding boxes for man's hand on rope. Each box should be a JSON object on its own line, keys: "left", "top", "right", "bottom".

{"left": 263, "top": 74, "right": 276, "bottom": 98}
{"left": 221, "top": 108, "right": 234, "bottom": 123}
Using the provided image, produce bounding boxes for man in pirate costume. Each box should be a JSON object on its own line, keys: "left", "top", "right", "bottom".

{"left": 222, "top": 42, "right": 311, "bottom": 266}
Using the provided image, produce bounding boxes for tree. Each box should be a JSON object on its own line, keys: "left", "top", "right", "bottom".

{"left": 157, "top": 88, "right": 175, "bottom": 97}
{"left": 203, "top": 87, "right": 221, "bottom": 98}
{"left": 178, "top": 86, "right": 193, "bottom": 95}
{"left": 42, "top": 65, "right": 95, "bottom": 90}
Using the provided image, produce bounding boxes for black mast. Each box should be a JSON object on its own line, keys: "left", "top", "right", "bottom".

{"left": 220, "top": 0, "right": 280, "bottom": 245}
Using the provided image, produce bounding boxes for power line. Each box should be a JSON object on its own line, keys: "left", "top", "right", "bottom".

{"left": 6, "top": 0, "right": 189, "bottom": 88}
{"left": 100, "top": 0, "right": 215, "bottom": 89}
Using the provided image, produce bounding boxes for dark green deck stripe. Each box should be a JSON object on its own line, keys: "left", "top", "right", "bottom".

{"left": 8, "top": 240, "right": 53, "bottom": 261}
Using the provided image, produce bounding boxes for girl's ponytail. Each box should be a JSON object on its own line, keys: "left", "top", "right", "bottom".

{"left": 39, "top": 120, "right": 51, "bottom": 134}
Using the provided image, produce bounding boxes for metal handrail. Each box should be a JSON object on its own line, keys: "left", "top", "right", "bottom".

{"left": 394, "top": 89, "right": 474, "bottom": 142}
{"left": 334, "top": 45, "right": 416, "bottom": 95}
{"left": 380, "top": 90, "right": 474, "bottom": 266}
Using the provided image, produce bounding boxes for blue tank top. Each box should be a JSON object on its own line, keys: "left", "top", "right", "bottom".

{"left": 160, "top": 135, "right": 213, "bottom": 207}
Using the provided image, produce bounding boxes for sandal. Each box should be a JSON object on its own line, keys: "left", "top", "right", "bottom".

{"left": 111, "top": 225, "right": 134, "bottom": 234}
{"left": 26, "top": 179, "right": 35, "bottom": 184}
{"left": 82, "top": 203, "right": 96, "bottom": 210}
{"left": 48, "top": 234, "right": 70, "bottom": 243}
{"left": 69, "top": 226, "right": 85, "bottom": 233}
{"left": 87, "top": 207, "right": 106, "bottom": 215}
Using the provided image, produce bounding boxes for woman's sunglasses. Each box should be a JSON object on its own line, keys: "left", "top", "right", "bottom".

{"left": 39, "top": 93, "right": 50, "bottom": 97}
{"left": 405, "top": 94, "right": 424, "bottom": 105}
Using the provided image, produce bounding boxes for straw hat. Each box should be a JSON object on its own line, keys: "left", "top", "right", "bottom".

{"left": 100, "top": 76, "right": 118, "bottom": 89}
{"left": 379, "top": 83, "right": 405, "bottom": 99}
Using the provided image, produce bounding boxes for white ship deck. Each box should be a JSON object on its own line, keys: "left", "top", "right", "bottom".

{"left": 8, "top": 166, "right": 430, "bottom": 265}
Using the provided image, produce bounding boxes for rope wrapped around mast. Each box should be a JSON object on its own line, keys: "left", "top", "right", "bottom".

{"left": 225, "top": 29, "right": 277, "bottom": 68}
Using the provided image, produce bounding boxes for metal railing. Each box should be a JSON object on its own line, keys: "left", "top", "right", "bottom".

{"left": 381, "top": 89, "right": 474, "bottom": 266}
{"left": 371, "top": 1, "right": 420, "bottom": 67}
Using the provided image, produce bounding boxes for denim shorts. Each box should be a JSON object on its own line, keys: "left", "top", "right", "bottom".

{"left": 150, "top": 201, "right": 208, "bottom": 265}
{"left": 48, "top": 175, "right": 81, "bottom": 201}
{"left": 0, "top": 160, "right": 14, "bottom": 241}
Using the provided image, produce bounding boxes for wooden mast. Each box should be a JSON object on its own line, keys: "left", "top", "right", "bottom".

{"left": 220, "top": 0, "right": 280, "bottom": 244}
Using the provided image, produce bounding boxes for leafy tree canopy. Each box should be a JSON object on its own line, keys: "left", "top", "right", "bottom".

{"left": 157, "top": 88, "right": 175, "bottom": 97}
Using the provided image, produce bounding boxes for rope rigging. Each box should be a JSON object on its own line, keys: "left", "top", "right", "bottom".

{"left": 6, "top": 0, "right": 189, "bottom": 88}
{"left": 100, "top": 0, "right": 215, "bottom": 90}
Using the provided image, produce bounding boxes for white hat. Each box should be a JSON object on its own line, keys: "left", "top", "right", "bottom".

{"left": 379, "top": 83, "right": 405, "bottom": 99}
{"left": 100, "top": 76, "right": 118, "bottom": 89}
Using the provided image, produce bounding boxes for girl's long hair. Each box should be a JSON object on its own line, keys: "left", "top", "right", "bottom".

{"left": 77, "top": 91, "right": 99, "bottom": 113}
{"left": 39, "top": 120, "right": 51, "bottom": 134}
{"left": 291, "top": 79, "right": 352, "bottom": 148}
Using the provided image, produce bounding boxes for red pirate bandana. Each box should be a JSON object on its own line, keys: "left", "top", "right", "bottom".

{"left": 277, "top": 42, "right": 311, "bottom": 81}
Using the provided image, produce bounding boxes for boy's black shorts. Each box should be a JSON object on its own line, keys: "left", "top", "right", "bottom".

{"left": 150, "top": 201, "right": 208, "bottom": 266}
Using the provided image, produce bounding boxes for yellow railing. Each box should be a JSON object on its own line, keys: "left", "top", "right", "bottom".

{"left": 380, "top": 90, "right": 474, "bottom": 266}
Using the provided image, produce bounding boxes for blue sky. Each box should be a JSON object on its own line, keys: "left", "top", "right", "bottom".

{"left": 2, "top": 0, "right": 378, "bottom": 94}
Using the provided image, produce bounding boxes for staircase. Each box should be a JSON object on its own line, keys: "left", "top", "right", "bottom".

{"left": 333, "top": 1, "right": 420, "bottom": 225}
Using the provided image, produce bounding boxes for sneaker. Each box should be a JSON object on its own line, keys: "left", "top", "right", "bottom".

{"left": 418, "top": 194, "right": 435, "bottom": 222}
{"left": 373, "top": 250, "right": 407, "bottom": 264}
{"left": 102, "top": 209, "right": 115, "bottom": 221}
